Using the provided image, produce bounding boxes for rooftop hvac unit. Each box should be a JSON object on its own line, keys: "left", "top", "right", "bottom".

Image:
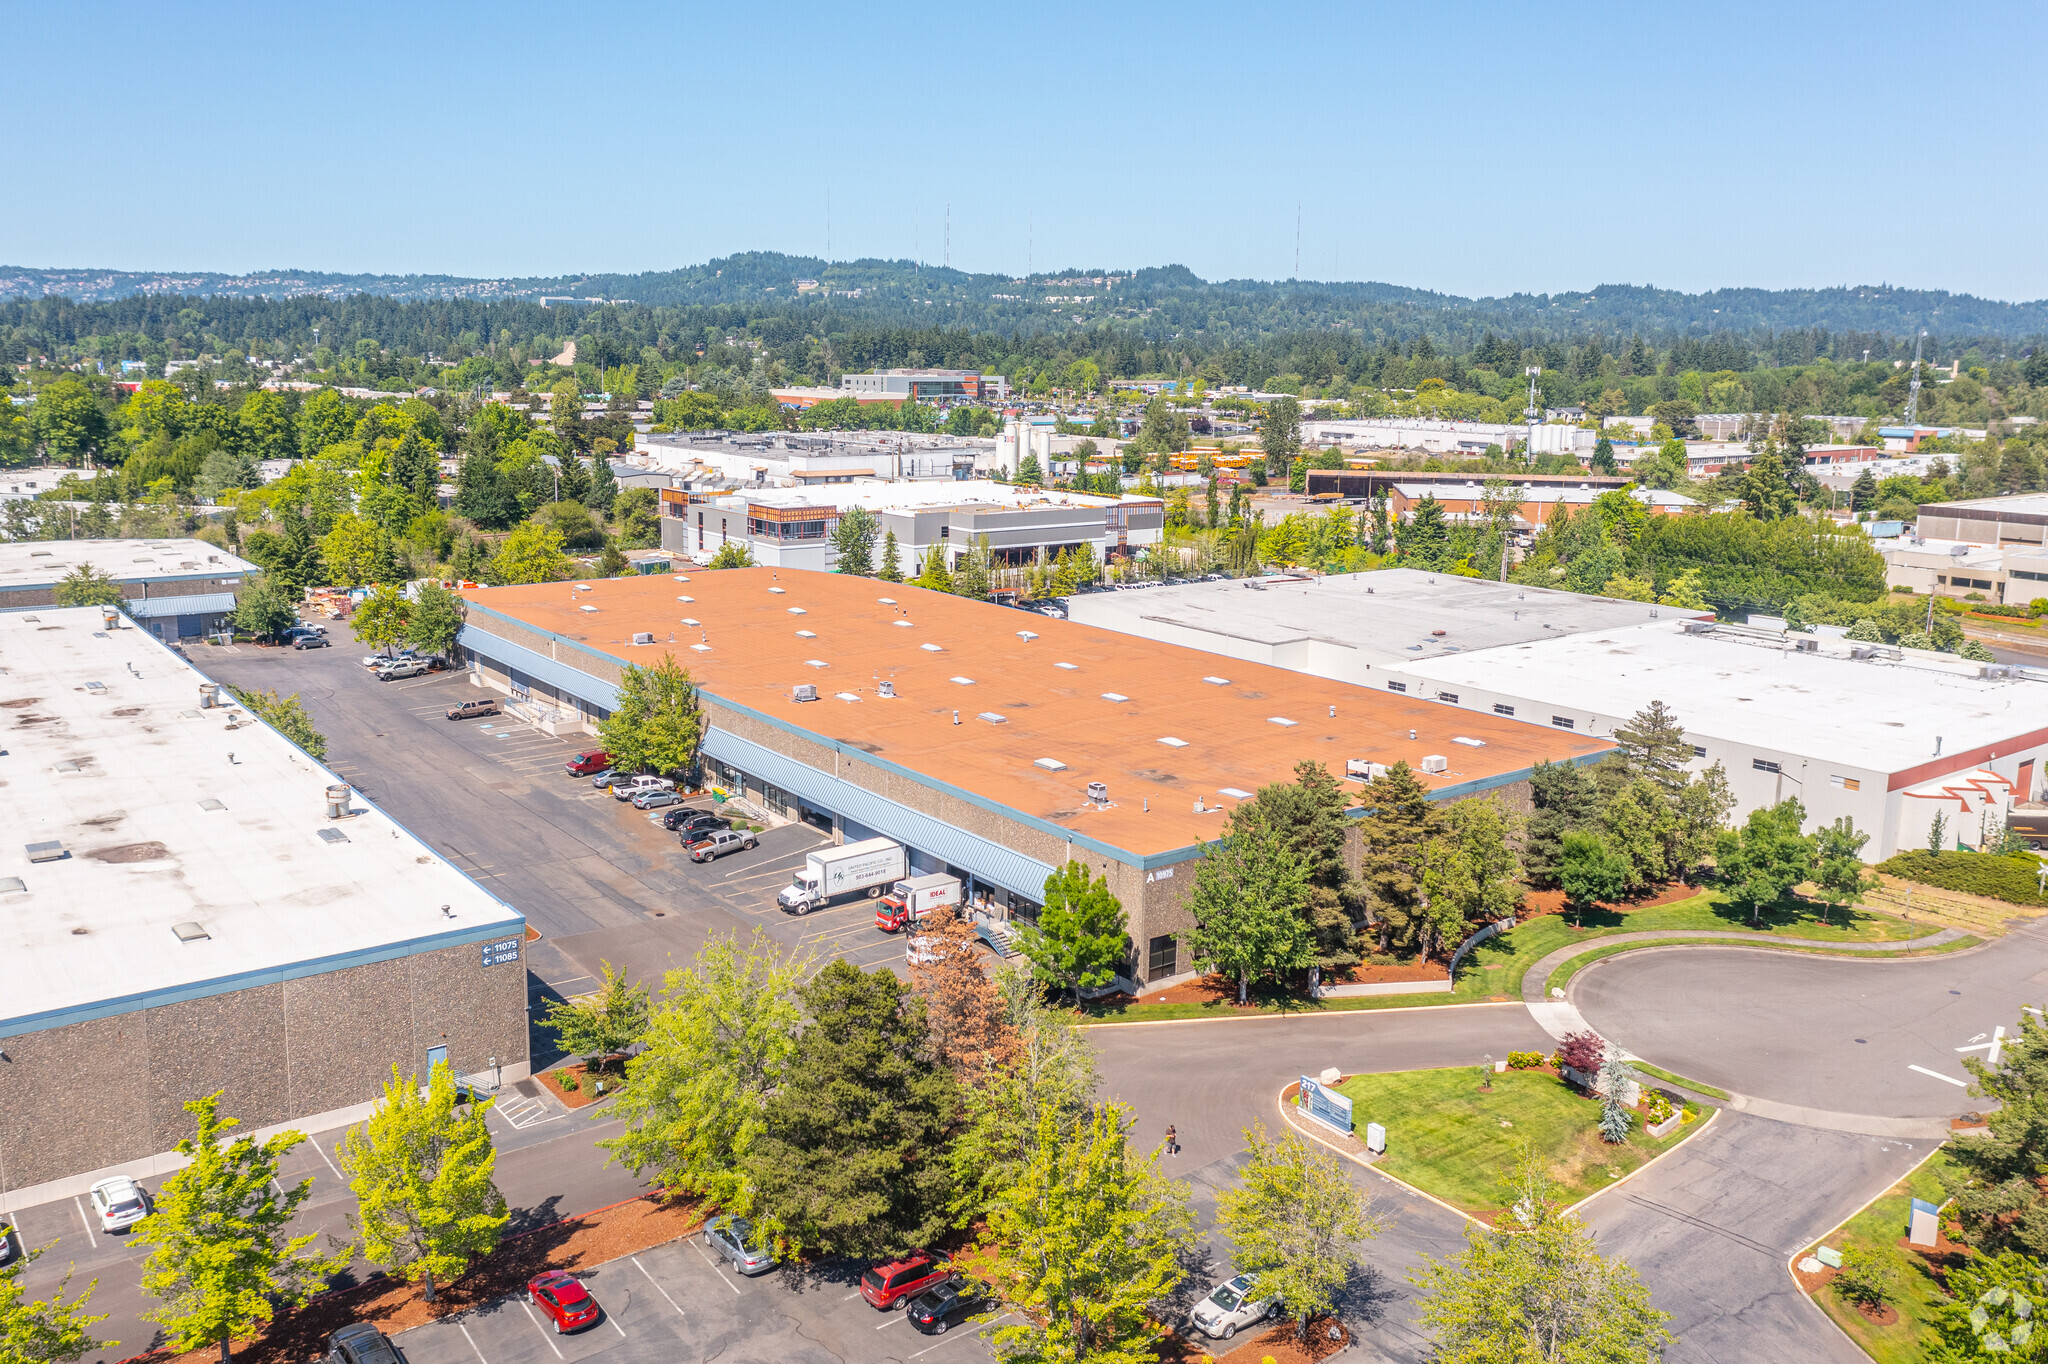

{"left": 1086, "top": 781, "right": 1109, "bottom": 804}
{"left": 100, "top": 605, "right": 118, "bottom": 629}
{"left": 1795, "top": 637, "right": 1819, "bottom": 653}
{"left": 877, "top": 679, "right": 896, "bottom": 698}
{"left": 1420, "top": 754, "right": 1449, "bottom": 774}
{"left": 1346, "top": 758, "right": 1388, "bottom": 782}
{"left": 631, "top": 631, "right": 655, "bottom": 646}
{"left": 1681, "top": 620, "right": 1714, "bottom": 635}
{"left": 1851, "top": 645, "right": 1879, "bottom": 660}
{"left": 791, "top": 683, "right": 819, "bottom": 703}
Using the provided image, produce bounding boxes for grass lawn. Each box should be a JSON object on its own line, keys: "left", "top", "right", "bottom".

{"left": 1543, "top": 932, "right": 1981, "bottom": 994}
{"left": 1803, "top": 1149, "right": 1961, "bottom": 1364}
{"left": 1331, "top": 1067, "right": 1699, "bottom": 1217}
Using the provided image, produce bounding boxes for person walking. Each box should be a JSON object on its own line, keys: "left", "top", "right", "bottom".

{"left": 1165, "top": 1123, "right": 1179, "bottom": 1157}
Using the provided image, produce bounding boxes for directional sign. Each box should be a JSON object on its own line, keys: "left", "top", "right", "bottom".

{"left": 482, "top": 937, "right": 522, "bottom": 968}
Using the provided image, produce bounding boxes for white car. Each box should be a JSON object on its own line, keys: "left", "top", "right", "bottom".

{"left": 611, "top": 774, "right": 675, "bottom": 802}
{"left": 1189, "top": 1274, "right": 1282, "bottom": 1341}
{"left": 88, "top": 1176, "right": 150, "bottom": 1233}
{"left": 905, "top": 934, "right": 941, "bottom": 966}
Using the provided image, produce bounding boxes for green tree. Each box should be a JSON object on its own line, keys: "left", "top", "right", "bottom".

{"left": 1412, "top": 1151, "right": 1672, "bottom": 1363}
{"left": 407, "top": 582, "right": 466, "bottom": 659}
{"left": 877, "top": 529, "right": 904, "bottom": 582}
{"left": 596, "top": 654, "right": 701, "bottom": 777}
{"left": 602, "top": 930, "right": 809, "bottom": 1211}
{"left": 1187, "top": 808, "right": 1316, "bottom": 1003}
{"left": 1357, "top": 761, "right": 1448, "bottom": 953}
{"left": 830, "top": 505, "right": 877, "bottom": 575}
{"left": 1015, "top": 861, "right": 1130, "bottom": 1005}
{"left": 983, "top": 1103, "right": 1193, "bottom": 1364}
{"left": 351, "top": 583, "right": 411, "bottom": 657}
{"left": 1714, "top": 798, "right": 1813, "bottom": 922}
{"left": 595, "top": 542, "right": 630, "bottom": 577}
{"left": 297, "top": 389, "right": 356, "bottom": 457}
{"left": 539, "top": 959, "right": 649, "bottom": 1071}
{"left": 1944, "top": 1011, "right": 2048, "bottom": 1257}
{"left": 1612, "top": 699, "right": 1693, "bottom": 800}
{"left": 225, "top": 686, "right": 327, "bottom": 760}
{"left": 1930, "top": 1250, "right": 2048, "bottom": 1360}
{"left": 1260, "top": 395, "right": 1302, "bottom": 479}
{"left": 1557, "top": 830, "right": 1629, "bottom": 924}
{"left": 1215, "top": 1122, "right": 1380, "bottom": 1341}
{"left": 320, "top": 514, "right": 394, "bottom": 588}
{"left": 0, "top": 1243, "right": 110, "bottom": 1364}
{"left": 1656, "top": 568, "right": 1710, "bottom": 610}
{"left": 1589, "top": 436, "right": 1618, "bottom": 475}
{"left": 749, "top": 960, "right": 957, "bottom": 1259}
{"left": 488, "top": 520, "right": 571, "bottom": 585}
{"left": 1421, "top": 796, "right": 1526, "bottom": 958}
{"left": 53, "top": 564, "right": 125, "bottom": 608}
{"left": 1849, "top": 467, "right": 1877, "bottom": 512}
{"left": 584, "top": 450, "right": 618, "bottom": 514}
{"left": 1812, "top": 817, "right": 1879, "bottom": 923}
{"left": 136, "top": 1094, "right": 349, "bottom": 1364}
{"left": 1601, "top": 779, "right": 1677, "bottom": 896}
{"left": 230, "top": 578, "right": 297, "bottom": 642}
{"left": 912, "top": 547, "right": 953, "bottom": 592}
{"left": 338, "top": 1065, "right": 508, "bottom": 1302}
{"left": 29, "top": 377, "right": 110, "bottom": 465}
{"left": 706, "top": 541, "right": 755, "bottom": 569}
{"left": 1523, "top": 760, "right": 1602, "bottom": 888}
{"left": 1237, "top": 762, "right": 1366, "bottom": 969}
{"left": 1399, "top": 495, "right": 1450, "bottom": 570}
{"left": 1740, "top": 447, "right": 1798, "bottom": 521}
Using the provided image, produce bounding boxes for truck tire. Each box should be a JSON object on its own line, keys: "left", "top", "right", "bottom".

{"left": 743, "top": 838, "right": 756, "bottom": 850}
{"left": 868, "top": 885, "right": 882, "bottom": 898}
{"left": 795, "top": 902, "right": 810, "bottom": 916}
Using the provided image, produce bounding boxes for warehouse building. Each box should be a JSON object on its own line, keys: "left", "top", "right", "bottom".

{"left": 0, "top": 538, "right": 258, "bottom": 640}
{"left": 452, "top": 569, "right": 1610, "bottom": 988}
{"left": 0, "top": 608, "right": 528, "bottom": 1205}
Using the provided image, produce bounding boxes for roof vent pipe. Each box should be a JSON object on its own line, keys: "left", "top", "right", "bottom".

{"left": 100, "top": 605, "right": 118, "bottom": 629}
{"left": 200, "top": 682, "right": 220, "bottom": 708}
{"left": 326, "top": 784, "right": 352, "bottom": 820}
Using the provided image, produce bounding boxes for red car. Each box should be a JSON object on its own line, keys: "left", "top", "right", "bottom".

{"left": 565, "top": 749, "right": 611, "bottom": 777}
{"left": 860, "top": 1254, "right": 948, "bottom": 1309}
{"left": 526, "top": 1270, "right": 600, "bottom": 1332}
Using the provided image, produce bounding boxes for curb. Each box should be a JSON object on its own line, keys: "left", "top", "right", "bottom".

{"left": 1081, "top": 1000, "right": 1527, "bottom": 1030}
{"left": 1783, "top": 1143, "right": 1948, "bottom": 1358}
{"left": 1524, "top": 928, "right": 1976, "bottom": 1007}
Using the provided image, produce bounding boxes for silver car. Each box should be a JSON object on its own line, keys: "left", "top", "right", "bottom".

{"left": 88, "top": 1176, "right": 150, "bottom": 1233}
{"left": 1189, "top": 1273, "right": 1281, "bottom": 1340}
{"left": 703, "top": 1214, "right": 777, "bottom": 1275}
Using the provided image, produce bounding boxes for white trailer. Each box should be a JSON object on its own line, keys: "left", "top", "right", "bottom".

{"left": 776, "top": 837, "right": 907, "bottom": 915}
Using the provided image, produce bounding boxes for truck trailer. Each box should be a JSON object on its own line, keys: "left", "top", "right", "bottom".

{"left": 874, "top": 873, "right": 963, "bottom": 933}
{"left": 777, "top": 837, "right": 907, "bottom": 915}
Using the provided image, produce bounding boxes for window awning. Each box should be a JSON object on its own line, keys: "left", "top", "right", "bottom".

{"left": 123, "top": 592, "right": 237, "bottom": 618}
{"left": 457, "top": 626, "right": 620, "bottom": 712}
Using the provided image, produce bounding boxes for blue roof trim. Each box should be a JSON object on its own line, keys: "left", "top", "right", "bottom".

{"left": 124, "top": 591, "right": 238, "bottom": 618}
{"left": 458, "top": 623, "right": 621, "bottom": 712}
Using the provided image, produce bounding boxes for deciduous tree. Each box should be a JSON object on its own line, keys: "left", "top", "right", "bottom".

{"left": 1357, "top": 762, "right": 1446, "bottom": 953}
{"left": 1238, "top": 762, "right": 1366, "bottom": 969}
{"left": 230, "top": 578, "right": 297, "bottom": 642}
{"left": 407, "top": 582, "right": 466, "bottom": 659}
{"left": 1215, "top": 1122, "right": 1380, "bottom": 1340}
{"left": 706, "top": 541, "right": 755, "bottom": 569}
{"left": 1812, "top": 817, "right": 1879, "bottom": 923}
{"left": 1557, "top": 830, "right": 1628, "bottom": 924}
{"left": 908, "top": 906, "right": 1018, "bottom": 1082}
{"left": 0, "top": 1244, "right": 110, "bottom": 1364}
{"left": 351, "top": 583, "right": 411, "bottom": 657}
{"left": 1714, "top": 798, "right": 1813, "bottom": 922}
{"left": 487, "top": 520, "right": 570, "bottom": 585}
{"left": 539, "top": 960, "right": 648, "bottom": 1070}
{"left": 596, "top": 654, "right": 701, "bottom": 777}
{"left": 1016, "top": 861, "right": 1130, "bottom": 1005}
{"left": 225, "top": 686, "right": 327, "bottom": 760}
{"left": 1187, "top": 810, "right": 1315, "bottom": 1003}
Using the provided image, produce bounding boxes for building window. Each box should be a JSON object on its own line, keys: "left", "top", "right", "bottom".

{"left": 1386, "top": 680, "right": 1407, "bottom": 693}
{"left": 1146, "top": 934, "right": 1178, "bottom": 981}
{"left": 1693, "top": 745, "right": 1707, "bottom": 758}
{"left": 1437, "top": 692, "right": 1460, "bottom": 704}
{"left": 1551, "top": 716, "right": 1575, "bottom": 730}
{"left": 2014, "top": 570, "right": 2048, "bottom": 582}
{"left": 1754, "top": 758, "right": 1781, "bottom": 774}
{"left": 1493, "top": 703, "right": 1514, "bottom": 716}
{"left": 1831, "top": 775, "right": 1861, "bottom": 791}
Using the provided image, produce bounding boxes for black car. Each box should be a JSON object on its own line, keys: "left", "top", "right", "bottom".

{"left": 906, "top": 1274, "right": 997, "bottom": 1335}
{"left": 326, "top": 1324, "right": 400, "bottom": 1364}
{"left": 663, "top": 808, "right": 730, "bottom": 835}
{"left": 293, "top": 634, "right": 331, "bottom": 649}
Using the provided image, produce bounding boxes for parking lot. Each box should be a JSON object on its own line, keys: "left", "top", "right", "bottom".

{"left": 389, "top": 1236, "right": 1006, "bottom": 1364}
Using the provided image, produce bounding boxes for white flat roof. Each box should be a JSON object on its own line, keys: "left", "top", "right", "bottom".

{"left": 1398, "top": 619, "right": 2048, "bottom": 772}
{"left": 709, "top": 479, "right": 1151, "bottom": 514}
{"left": 1926, "top": 494, "right": 2048, "bottom": 516}
{"left": 0, "top": 538, "right": 258, "bottom": 592}
{"left": 0, "top": 608, "right": 521, "bottom": 1036}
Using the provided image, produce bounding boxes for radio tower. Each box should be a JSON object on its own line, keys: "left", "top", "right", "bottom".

{"left": 1904, "top": 329, "right": 1928, "bottom": 424}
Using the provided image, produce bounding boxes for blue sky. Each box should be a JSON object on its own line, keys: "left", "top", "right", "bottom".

{"left": 8, "top": 0, "right": 2044, "bottom": 300}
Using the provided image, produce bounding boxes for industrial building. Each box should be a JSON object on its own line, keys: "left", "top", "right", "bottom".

{"left": 0, "top": 607, "right": 528, "bottom": 1204}
{"left": 1378, "top": 481, "right": 1697, "bottom": 529}
{"left": 1914, "top": 494, "right": 2048, "bottom": 547}
{"left": 1300, "top": 416, "right": 1596, "bottom": 457}
{"left": 658, "top": 480, "right": 1165, "bottom": 572}
{"left": 0, "top": 539, "right": 257, "bottom": 640}
{"left": 452, "top": 569, "right": 1609, "bottom": 988}
{"left": 838, "top": 368, "right": 1009, "bottom": 404}
{"left": 1065, "top": 570, "right": 1694, "bottom": 685}
{"left": 634, "top": 430, "right": 992, "bottom": 488}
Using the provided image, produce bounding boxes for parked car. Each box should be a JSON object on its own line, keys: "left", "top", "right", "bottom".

{"left": 0, "top": 1220, "right": 18, "bottom": 1266}
{"left": 906, "top": 1273, "right": 997, "bottom": 1334}
{"left": 378, "top": 659, "right": 430, "bottom": 680}
{"left": 860, "top": 1254, "right": 949, "bottom": 1310}
{"left": 587, "top": 768, "right": 620, "bottom": 790}
{"left": 325, "top": 1323, "right": 401, "bottom": 1364}
{"left": 565, "top": 749, "right": 611, "bottom": 777}
{"left": 447, "top": 698, "right": 500, "bottom": 721}
{"left": 361, "top": 649, "right": 416, "bottom": 668}
{"left": 1188, "top": 1274, "right": 1282, "bottom": 1341}
{"left": 631, "top": 787, "right": 683, "bottom": 810}
{"left": 612, "top": 774, "right": 675, "bottom": 802}
{"left": 663, "top": 808, "right": 728, "bottom": 835}
{"left": 688, "top": 830, "right": 757, "bottom": 863}
{"left": 293, "top": 634, "right": 331, "bottom": 650}
{"left": 702, "top": 1214, "right": 777, "bottom": 1276}
{"left": 87, "top": 1176, "right": 149, "bottom": 1233}
{"left": 526, "top": 1269, "right": 600, "bottom": 1333}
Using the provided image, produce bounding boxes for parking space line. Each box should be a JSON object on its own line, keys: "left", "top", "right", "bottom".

{"left": 687, "top": 1237, "right": 744, "bottom": 1295}
{"left": 312, "top": 1136, "right": 343, "bottom": 1181}
{"left": 606, "top": 1311, "right": 626, "bottom": 1339}
{"left": 458, "top": 1322, "right": 490, "bottom": 1364}
{"left": 519, "top": 1300, "right": 566, "bottom": 1358}
{"left": 631, "top": 1256, "right": 684, "bottom": 1317}
{"left": 908, "top": 1313, "right": 1014, "bottom": 1358}
{"left": 1908, "top": 1064, "right": 1968, "bottom": 1086}
{"left": 877, "top": 1312, "right": 902, "bottom": 1329}
{"left": 72, "top": 1197, "right": 96, "bottom": 1247}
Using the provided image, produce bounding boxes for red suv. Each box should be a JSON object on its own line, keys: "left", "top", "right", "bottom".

{"left": 860, "top": 1254, "right": 948, "bottom": 1309}
{"left": 565, "top": 749, "right": 611, "bottom": 777}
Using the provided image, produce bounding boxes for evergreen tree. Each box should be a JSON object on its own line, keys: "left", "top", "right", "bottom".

{"left": 1216, "top": 1122, "right": 1380, "bottom": 1340}
{"left": 137, "top": 1094, "right": 350, "bottom": 1364}
{"left": 912, "top": 548, "right": 954, "bottom": 593}
{"left": 0, "top": 1245, "right": 109, "bottom": 1364}
{"left": 1016, "top": 861, "right": 1131, "bottom": 1004}
{"left": 1849, "top": 467, "right": 1877, "bottom": 512}
{"left": 876, "top": 529, "right": 903, "bottom": 582}
{"left": 1524, "top": 760, "right": 1603, "bottom": 888}
{"left": 1590, "top": 436, "right": 1618, "bottom": 475}
{"left": 1238, "top": 761, "right": 1365, "bottom": 969}
{"left": 595, "top": 541, "right": 630, "bottom": 577}
{"left": 387, "top": 430, "right": 436, "bottom": 514}
{"left": 584, "top": 451, "right": 618, "bottom": 514}
{"left": 1356, "top": 762, "right": 1447, "bottom": 953}
{"left": 1612, "top": 699, "right": 1693, "bottom": 799}
{"left": 1740, "top": 446, "right": 1798, "bottom": 520}
{"left": 453, "top": 452, "right": 510, "bottom": 529}
{"left": 829, "top": 505, "right": 877, "bottom": 575}
{"left": 1260, "top": 395, "right": 1301, "bottom": 478}
{"left": 749, "top": 961, "right": 957, "bottom": 1259}
{"left": 53, "top": 564, "right": 125, "bottom": 607}
{"left": 1399, "top": 495, "right": 1450, "bottom": 569}
{"left": 1597, "top": 1054, "right": 1637, "bottom": 1143}
{"left": 1187, "top": 806, "right": 1316, "bottom": 1003}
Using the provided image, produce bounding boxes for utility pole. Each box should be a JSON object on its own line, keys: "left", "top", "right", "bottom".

{"left": 944, "top": 203, "right": 950, "bottom": 270}
{"left": 1294, "top": 201, "right": 1301, "bottom": 278}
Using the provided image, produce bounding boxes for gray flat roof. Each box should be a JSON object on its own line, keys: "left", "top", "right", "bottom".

{"left": 1923, "top": 495, "right": 2048, "bottom": 516}
{"left": 1064, "top": 569, "right": 1689, "bottom": 668}
{"left": 0, "top": 538, "right": 258, "bottom": 592}
{"left": 0, "top": 608, "right": 521, "bottom": 1037}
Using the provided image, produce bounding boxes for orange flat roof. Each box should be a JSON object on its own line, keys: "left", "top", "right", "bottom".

{"left": 461, "top": 569, "right": 1611, "bottom": 860}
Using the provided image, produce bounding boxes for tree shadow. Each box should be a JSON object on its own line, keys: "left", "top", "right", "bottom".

{"left": 504, "top": 1193, "right": 565, "bottom": 1237}
{"left": 1332, "top": 1260, "right": 1401, "bottom": 1330}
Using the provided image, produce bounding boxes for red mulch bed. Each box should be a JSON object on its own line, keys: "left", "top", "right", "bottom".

{"left": 1795, "top": 1225, "right": 1975, "bottom": 1309}
{"left": 533, "top": 1063, "right": 622, "bottom": 1109}
{"left": 117, "top": 1194, "right": 702, "bottom": 1364}
{"left": 1142, "top": 962, "right": 1446, "bottom": 1006}
{"left": 1522, "top": 880, "right": 1700, "bottom": 919}
{"left": 1158, "top": 1316, "right": 1350, "bottom": 1363}
{"left": 1326, "top": 959, "right": 1449, "bottom": 985}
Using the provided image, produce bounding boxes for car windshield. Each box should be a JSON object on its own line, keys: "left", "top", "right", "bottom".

{"left": 909, "top": 1289, "right": 946, "bottom": 1314}
{"left": 1210, "top": 1285, "right": 1243, "bottom": 1312}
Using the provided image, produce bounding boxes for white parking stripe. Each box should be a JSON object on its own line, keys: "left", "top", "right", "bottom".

{"left": 1908, "top": 1064, "right": 1969, "bottom": 1086}
{"left": 607, "top": 1312, "right": 626, "bottom": 1339}
{"left": 73, "top": 1197, "right": 97, "bottom": 1247}
{"left": 687, "top": 1235, "right": 743, "bottom": 1295}
{"left": 458, "top": 1322, "right": 490, "bottom": 1364}
{"left": 519, "top": 1300, "right": 565, "bottom": 1358}
{"left": 314, "top": 1138, "right": 343, "bottom": 1182}
{"left": 631, "top": 1256, "right": 685, "bottom": 1317}
{"left": 908, "top": 1314, "right": 1015, "bottom": 1358}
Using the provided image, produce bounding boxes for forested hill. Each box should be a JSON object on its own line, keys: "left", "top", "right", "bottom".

{"left": 3, "top": 253, "right": 2045, "bottom": 344}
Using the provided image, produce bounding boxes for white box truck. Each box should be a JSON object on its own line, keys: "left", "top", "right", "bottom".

{"left": 777, "top": 837, "right": 907, "bottom": 915}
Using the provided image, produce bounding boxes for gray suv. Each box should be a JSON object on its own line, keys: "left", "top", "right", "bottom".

{"left": 703, "top": 1215, "right": 777, "bottom": 1275}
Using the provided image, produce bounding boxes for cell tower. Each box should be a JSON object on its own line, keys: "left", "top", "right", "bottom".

{"left": 1904, "top": 329, "right": 1928, "bottom": 425}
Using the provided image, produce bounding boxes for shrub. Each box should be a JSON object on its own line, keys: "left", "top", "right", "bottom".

{"left": 1970, "top": 601, "right": 2032, "bottom": 618}
{"left": 557, "top": 1070, "right": 580, "bottom": 1092}
{"left": 1643, "top": 1090, "right": 1675, "bottom": 1124}
{"left": 1507, "top": 1050, "right": 1546, "bottom": 1070}
{"left": 1832, "top": 1246, "right": 1899, "bottom": 1310}
{"left": 1557, "top": 1031, "right": 1605, "bottom": 1075}
{"left": 1879, "top": 849, "right": 2048, "bottom": 905}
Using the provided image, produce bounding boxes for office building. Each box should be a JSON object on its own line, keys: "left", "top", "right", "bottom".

{"left": 0, "top": 539, "right": 258, "bottom": 640}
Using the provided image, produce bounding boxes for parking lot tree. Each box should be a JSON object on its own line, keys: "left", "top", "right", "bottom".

{"left": 876, "top": 530, "right": 904, "bottom": 582}
{"left": 53, "top": 563, "right": 125, "bottom": 608}
{"left": 225, "top": 686, "right": 327, "bottom": 761}
{"left": 596, "top": 654, "right": 701, "bottom": 778}
{"left": 540, "top": 959, "right": 649, "bottom": 1076}
{"left": 706, "top": 541, "right": 755, "bottom": 569}
{"left": 351, "top": 584, "right": 411, "bottom": 657}
{"left": 1216, "top": 1122, "right": 1381, "bottom": 1341}
{"left": 749, "top": 961, "right": 958, "bottom": 1260}
{"left": 1557, "top": 830, "right": 1629, "bottom": 924}
{"left": 0, "top": 1243, "right": 110, "bottom": 1364}
{"left": 1412, "top": 1151, "right": 1672, "bottom": 1363}
{"left": 339, "top": 1064, "right": 508, "bottom": 1303}
{"left": 602, "top": 930, "right": 809, "bottom": 1210}
{"left": 984, "top": 1102, "right": 1193, "bottom": 1364}
{"left": 1356, "top": 761, "right": 1447, "bottom": 953}
{"left": 908, "top": 906, "right": 1018, "bottom": 1083}
{"left": 1811, "top": 817, "right": 1879, "bottom": 923}
{"left": 487, "top": 520, "right": 571, "bottom": 585}
{"left": 406, "top": 582, "right": 466, "bottom": 659}
{"left": 1188, "top": 807, "right": 1315, "bottom": 1003}
{"left": 230, "top": 578, "right": 297, "bottom": 642}
{"left": 1016, "top": 861, "right": 1130, "bottom": 1006}
{"left": 1714, "top": 798, "right": 1813, "bottom": 922}
{"left": 830, "top": 504, "right": 877, "bottom": 576}
{"left": 137, "top": 1094, "right": 350, "bottom": 1364}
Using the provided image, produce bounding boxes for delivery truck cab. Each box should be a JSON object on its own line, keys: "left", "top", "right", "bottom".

{"left": 777, "top": 837, "right": 907, "bottom": 915}
{"left": 874, "top": 874, "right": 963, "bottom": 933}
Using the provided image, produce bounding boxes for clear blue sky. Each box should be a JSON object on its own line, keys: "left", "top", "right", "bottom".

{"left": 8, "top": 0, "right": 2044, "bottom": 300}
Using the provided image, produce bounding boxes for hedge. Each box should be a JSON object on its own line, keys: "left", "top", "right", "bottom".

{"left": 1878, "top": 849, "right": 2048, "bottom": 905}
